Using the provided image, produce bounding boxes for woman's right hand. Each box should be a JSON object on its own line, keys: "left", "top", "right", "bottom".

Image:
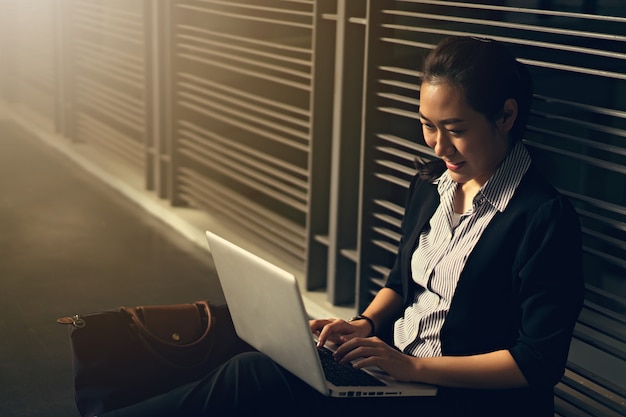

{"left": 309, "top": 318, "right": 371, "bottom": 348}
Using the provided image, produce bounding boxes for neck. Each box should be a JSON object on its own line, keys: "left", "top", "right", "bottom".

{"left": 454, "top": 182, "right": 481, "bottom": 214}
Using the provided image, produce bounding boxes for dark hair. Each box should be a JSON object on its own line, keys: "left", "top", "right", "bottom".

{"left": 416, "top": 36, "right": 533, "bottom": 179}
{"left": 422, "top": 36, "right": 533, "bottom": 141}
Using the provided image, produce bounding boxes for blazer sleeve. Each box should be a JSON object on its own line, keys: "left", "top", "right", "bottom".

{"left": 508, "top": 194, "right": 584, "bottom": 387}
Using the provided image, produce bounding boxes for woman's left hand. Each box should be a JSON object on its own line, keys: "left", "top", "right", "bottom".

{"left": 333, "top": 336, "right": 418, "bottom": 382}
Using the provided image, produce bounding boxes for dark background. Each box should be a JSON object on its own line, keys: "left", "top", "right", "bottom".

{"left": 0, "top": 120, "right": 225, "bottom": 416}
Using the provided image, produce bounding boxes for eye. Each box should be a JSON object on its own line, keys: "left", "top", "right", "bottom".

{"left": 420, "top": 120, "right": 435, "bottom": 131}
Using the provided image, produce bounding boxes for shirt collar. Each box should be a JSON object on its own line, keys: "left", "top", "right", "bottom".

{"left": 434, "top": 140, "right": 531, "bottom": 212}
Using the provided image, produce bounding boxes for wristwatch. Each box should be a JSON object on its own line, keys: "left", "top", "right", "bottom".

{"left": 349, "top": 314, "right": 376, "bottom": 337}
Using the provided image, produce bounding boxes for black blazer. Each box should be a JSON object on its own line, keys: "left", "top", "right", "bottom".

{"left": 385, "top": 163, "right": 584, "bottom": 416}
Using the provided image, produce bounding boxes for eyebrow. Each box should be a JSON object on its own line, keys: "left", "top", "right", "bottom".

{"left": 418, "top": 112, "right": 464, "bottom": 125}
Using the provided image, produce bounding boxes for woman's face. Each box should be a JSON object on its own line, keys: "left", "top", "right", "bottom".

{"left": 419, "top": 81, "right": 514, "bottom": 188}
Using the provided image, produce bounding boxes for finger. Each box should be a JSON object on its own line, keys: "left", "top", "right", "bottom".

{"left": 316, "top": 319, "right": 339, "bottom": 347}
{"left": 333, "top": 337, "right": 365, "bottom": 360}
{"left": 309, "top": 319, "right": 329, "bottom": 335}
{"left": 317, "top": 319, "right": 351, "bottom": 347}
{"left": 335, "top": 337, "right": 384, "bottom": 363}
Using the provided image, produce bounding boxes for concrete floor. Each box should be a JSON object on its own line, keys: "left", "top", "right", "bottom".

{"left": 0, "top": 119, "right": 226, "bottom": 416}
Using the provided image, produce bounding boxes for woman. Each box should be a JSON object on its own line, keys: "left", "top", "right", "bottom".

{"left": 312, "top": 36, "right": 584, "bottom": 416}
{"left": 101, "top": 36, "right": 584, "bottom": 417}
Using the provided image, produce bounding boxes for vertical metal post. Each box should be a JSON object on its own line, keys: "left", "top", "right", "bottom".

{"left": 53, "top": 0, "right": 67, "bottom": 136}
{"left": 144, "top": 0, "right": 157, "bottom": 192}
{"left": 326, "top": 0, "right": 367, "bottom": 306}
{"left": 0, "top": 0, "right": 17, "bottom": 103}
{"left": 305, "top": 0, "right": 336, "bottom": 290}
{"left": 325, "top": 0, "right": 348, "bottom": 305}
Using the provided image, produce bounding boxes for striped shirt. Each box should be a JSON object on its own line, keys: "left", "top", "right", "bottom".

{"left": 393, "top": 141, "right": 531, "bottom": 357}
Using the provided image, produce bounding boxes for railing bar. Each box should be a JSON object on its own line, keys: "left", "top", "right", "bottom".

{"left": 76, "top": 84, "right": 144, "bottom": 125}
{"left": 178, "top": 139, "right": 307, "bottom": 202}
{"left": 73, "top": 0, "right": 142, "bottom": 20}
{"left": 583, "top": 246, "right": 626, "bottom": 269}
{"left": 376, "top": 159, "right": 418, "bottom": 176}
{"left": 177, "top": 33, "right": 312, "bottom": 67}
{"left": 177, "top": 52, "right": 312, "bottom": 91}
{"left": 177, "top": 42, "right": 312, "bottom": 79}
{"left": 77, "top": 77, "right": 144, "bottom": 114}
{"left": 178, "top": 148, "right": 308, "bottom": 212}
{"left": 76, "top": 92, "right": 145, "bottom": 133}
{"left": 377, "top": 106, "right": 419, "bottom": 120}
{"left": 524, "top": 141, "right": 626, "bottom": 175}
{"left": 178, "top": 100, "right": 309, "bottom": 152}
{"left": 179, "top": 120, "right": 308, "bottom": 177}
{"left": 379, "top": 78, "right": 421, "bottom": 92}
{"left": 76, "top": 115, "right": 143, "bottom": 163}
{"left": 534, "top": 95, "right": 626, "bottom": 119}
{"left": 389, "top": 0, "right": 626, "bottom": 23}
{"left": 72, "top": 5, "right": 143, "bottom": 29}
{"left": 382, "top": 16, "right": 626, "bottom": 43}
{"left": 179, "top": 128, "right": 308, "bottom": 187}
{"left": 377, "top": 146, "right": 417, "bottom": 164}
{"left": 75, "top": 59, "right": 143, "bottom": 89}
{"left": 194, "top": 0, "right": 314, "bottom": 18}
{"left": 532, "top": 111, "right": 626, "bottom": 139}
{"left": 178, "top": 90, "right": 310, "bottom": 141}
{"left": 573, "top": 329, "right": 626, "bottom": 361}
{"left": 584, "top": 300, "right": 626, "bottom": 327}
{"left": 380, "top": 36, "right": 626, "bottom": 80}
{"left": 585, "top": 285, "right": 626, "bottom": 310}
{"left": 176, "top": 4, "right": 313, "bottom": 29}
{"left": 577, "top": 209, "right": 626, "bottom": 233}
{"left": 176, "top": 192, "right": 306, "bottom": 259}
{"left": 71, "top": 16, "right": 144, "bottom": 41}
{"left": 527, "top": 127, "right": 626, "bottom": 158}
{"left": 178, "top": 80, "right": 311, "bottom": 129}
{"left": 577, "top": 313, "right": 626, "bottom": 344}
{"left": 374, "top": 173, "right": 411, "bottom": 188}
{"left": 371, "top": 239, "right": 400, "bottom": 255}
{"left": 178, "top": 167, "right": 306, "bottom": 240}
{"left": 372, "top": 226, "right": 402, "bottom": 242}
{"left": 378, "top": 66, "right": 422, "bottom": 78}
{"left": 73, "top": 39, "right": 143, "bottom": 65}
{"left": 179, "top": 72, "right": 311, "bottom": 117}
{"left": 74, "top": 45, "right": 144, "bottom": 81}
{"left": 518, "top": 58, "right": 626, "bottom": 81}
{"left": 565, "top": 362, "right": 626, "bottom": 401}
{"left": 373, "top": 213, "right": 402, "bottom": 229}
{"left": 178, "top": 191, "right": 306, "bottom": 259}
{"left": 582, "top": 227, "right": 626, "bottom": 251}
{"left": 373, "top": 199, "right": 405, "bottom": 216}
{"left": 559, "top": 190, "right": 626, "bottom": 217}
{"left": 377, "top": 92, "right": 419, "bottom": 107}
{"left": 177, "top": 24, "right": 312, "bottom": 54}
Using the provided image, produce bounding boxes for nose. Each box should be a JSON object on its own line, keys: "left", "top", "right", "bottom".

{"left": 433, "top": 133, "right": 455, "bottom": 158}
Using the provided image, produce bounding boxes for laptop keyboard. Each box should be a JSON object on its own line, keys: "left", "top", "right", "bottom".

{"left": 317, "top": 346, "right": 386, "bottom": 387}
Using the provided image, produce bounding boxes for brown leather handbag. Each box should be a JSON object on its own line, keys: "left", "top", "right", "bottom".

{"left": 57, "top": 301, "right": 253, "bottom": 417}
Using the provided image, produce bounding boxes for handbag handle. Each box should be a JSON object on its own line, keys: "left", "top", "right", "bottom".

{"left": 125, "top": 301, "right": 213, "bottom": 348}
{"left": 123, "top": 301, "right": 219, "bottom": 369}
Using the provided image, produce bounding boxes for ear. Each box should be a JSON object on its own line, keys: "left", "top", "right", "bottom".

{"left": 497, "top": 98, "right": 518, "bottom": 134}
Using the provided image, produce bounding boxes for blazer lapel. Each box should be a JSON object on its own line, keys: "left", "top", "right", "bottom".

{"left": 399, "top": 181, "right": 440, "bottom": 304}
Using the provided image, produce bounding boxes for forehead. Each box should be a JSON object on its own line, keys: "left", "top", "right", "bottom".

{"left": 418, "top": 82, "right": 474, "bottom": 121}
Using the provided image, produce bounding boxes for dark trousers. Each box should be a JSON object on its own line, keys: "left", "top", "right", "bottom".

{"left": 100, "top": 351, "right": 439, "bottom": 417}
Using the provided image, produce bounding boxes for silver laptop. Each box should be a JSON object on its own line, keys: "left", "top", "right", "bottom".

{"left": 205, "top": 231, "right": 437, "bottom": 398}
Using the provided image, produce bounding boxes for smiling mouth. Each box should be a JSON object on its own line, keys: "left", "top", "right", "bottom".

{"left": 445, "top": 161, "right": 465, "bottom": 171}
